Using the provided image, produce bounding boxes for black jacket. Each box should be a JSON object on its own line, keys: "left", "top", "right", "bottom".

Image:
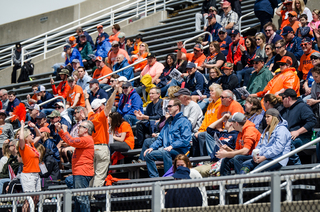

{"left": 201, "top": 0, "right": 216, "bottom": 14}
{"left": 165, "top": 187, "right": 202, "bottom": 208}
{"left": 40, "top": 150, "right": 61, "bottom": 189}
{"left": 0, "top": 155, "right": 20, "bottom": 179}
{"left": 220, "top": 73, "right": 239, "bottom": 91}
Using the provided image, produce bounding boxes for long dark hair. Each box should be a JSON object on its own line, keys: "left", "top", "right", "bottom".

{"left": 246, "top": 36, "right": 257, "bottom": 55}
{"left": 245, "top": 96, "right": 262, "bottom": 118}
{"left": 109, "top": 112, "right": 126, "bottom": 133}
{"left": 163, "top": 54, "right": 176, "bottom": 69}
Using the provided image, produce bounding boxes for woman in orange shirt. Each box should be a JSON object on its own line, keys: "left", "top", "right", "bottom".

{"left": 109, "top": 112, "right": 134, "bottom": 153}
{"left": 109, "top": 24, "right": 121, "bottom": 43}
{"left": 130, "top": 42, "right": 149, "bottom": 73}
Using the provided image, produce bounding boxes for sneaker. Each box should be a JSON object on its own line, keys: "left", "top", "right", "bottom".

{"left": 239, "top": 167, "right": 250, "bottom": 175}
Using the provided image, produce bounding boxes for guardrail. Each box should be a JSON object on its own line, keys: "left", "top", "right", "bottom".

{"left": 2, "top": 0, "right": 177, "bottom": 67}
{"left": 239, "top": 11, "right": 254, "bottom": 35}
{"left": 5, "top": 95, "right": 66, "bottom": 122}
{"left": 183, "top": 31, "right": 212, "bottom": 48}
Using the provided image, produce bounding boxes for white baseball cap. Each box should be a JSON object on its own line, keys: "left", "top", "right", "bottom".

{"left": 54, "top": 102, "right": 65, "bottom": 108}
{"left": 91, "top": 98, "right": 106, "bottom": 110}
{"left": 118, "top": 76, "right": 128, "bottom": 82}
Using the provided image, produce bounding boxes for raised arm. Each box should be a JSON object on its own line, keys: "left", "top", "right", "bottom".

{"left": 19, "top": 121, "right": 26, "bottom": 150}
{"left": 104, "top": 85, "right": 120, "bottom": 116}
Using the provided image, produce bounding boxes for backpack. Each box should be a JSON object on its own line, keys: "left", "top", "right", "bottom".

{"left": 17, "top": 63, "right": 34, "bottom": 83}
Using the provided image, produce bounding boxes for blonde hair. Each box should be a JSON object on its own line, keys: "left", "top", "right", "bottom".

{"left": 294, "top": 0, "right": 306, "bottom": 15}
{"left": 139, "top": 42, "right": 149, "bottom": 55}
{"left": 255, "top": 32, "right": 266, "bottom": 48}
{"left": 2, "top": 142, "right": 10, "bottom": 158}
{"left": 262, "top": 116, "right": 279, "bottom": 143}
{"left": 167, "top": 86, "right": 181, "bottom": 99}
{"left": 209, "top": 67, "right": 222, "bottom": 79}
{"left": 209, "top": 83, "right": 223, "bottom": 98}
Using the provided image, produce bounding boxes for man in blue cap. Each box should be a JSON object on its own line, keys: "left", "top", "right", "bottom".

{"left": 165, "top": 166, "right": 202, "bottom": 208}
{"left": 282, "top": 26, "right": 303, "bottom": 61}
{"left": 88, "top": 78, "right": 109, "bottom": 104}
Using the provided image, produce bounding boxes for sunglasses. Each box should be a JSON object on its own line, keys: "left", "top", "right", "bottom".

{"left": 113, "top": 45, "right": 119, "bottom": 47}
{"left": 252, "top": 62, "right": 260, "bottom": 65}
{"left": 122, "top": 87, "right": 128, "bottom": 89}
{"left": 265, "top": 29, "right": 272, "bottom": 32}
{"left": 288, "top": 14, "right": 295, "bottom": 17}
{"left": 219, "top": 32, "right": 226, "bottom": 35}
{"left": 140, "top": 45, "right": 145, "bottom": 47}
{"left": 300, "top": 43, "right": 308, "bottom": 47}
{"left": 220, "top": 96, "right": 229, "bottom": 99}
{"left": 265, "top": 48, "right": 271, "bottom": 50}
{"left": 222, "top": 7, "right": 228, "bottom": 10}
{"left": 255, "top": 38, "right": 261, "bottom": 41}
{"left": 193, "top": 49, "right": 200, "bottom": 52}
{"left": 167, "top": 104, "right": 175, "bottom": 109}
{"left": 311, "top": 56, "right": 320, "bottom": 60}
{"left": 55, "top": 106, "right": 63, "bottom": 109}
{"left": 79, "top": 125, "right": 87, "bottom": 129}
{"left": 275, "top": 46, "right": 283, "bottom": 49}
{"left": 278, "top": 63, "right": 287, "bottom": 66}
{"left": 110, "top": 80, "right": 115, "bottom": 83}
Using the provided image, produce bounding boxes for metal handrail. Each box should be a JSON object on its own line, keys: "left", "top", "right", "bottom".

{"left": 105, "top": 75, "right": 140, "bottom": 92}
{"left": 239, "top": 11, "right": 254, "bottom": 34}
{"left": 19, "top": 0, "right": 174, "bottom": 65}
{"left": 183, "top": 31, "right": 212, "bottom": 48}
{"left": 97, "top": 58, "right": 147, "bottom": 81}
{"left": 4, "top": 96, "right": 66, "bottom": 122}
{"left": 0, "top": 1, "right": 130, "bottom": 55}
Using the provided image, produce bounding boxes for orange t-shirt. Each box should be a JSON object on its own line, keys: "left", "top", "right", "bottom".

{"left": 107, "top": 49, "right": 130, "bottom": 66}
{"left": 286, "top": 21, "right": 300, "bottom": 33}
{"left": 92, "top": 65, "right": 112, "bottom": 82}
{"left": 109, "top": 32, "right": 120, "bottom": 43}
{"left": 28, "top": 94, "right": 38, "bottom": 105}
{"left": 235, "top": 121, "right": 261, "bottom": 155}
{"left": 66, "top": 85, "right": 85, "bottom": 107}
{"left": 132, "top": 41, "right": 142, "bottom": 55}
{"left": 298, "top": 50, "right": 319, "bottom": 80}
{"left": 186, "top": 53, "right": 206, "bottom": 67}
{"left": 114, "top": 121, "right": 134, "bottom": 149}
{"left": 198, "top": 98, "right": 221, "bottom": 132}
{"left": 58, "top": 131, "right": 94, "bottom": 176}
{"left": 280, "top": 10, "right": 291, "bottom": 30}
{"left": 217, "top": 100, "right": 245, "bottom": 119}
{"left": 88, "top": 111, "right": 109, "bottom": 145}
{"left": 131, "top": 53, "right": 148, "bottom": 71}
{"left": 19, "top": 143, "right": 40, "bottom": 173}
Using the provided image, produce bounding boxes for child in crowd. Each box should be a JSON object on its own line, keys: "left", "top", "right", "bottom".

{"left": 296, "top": 14, "right": 312, "bottom": 39}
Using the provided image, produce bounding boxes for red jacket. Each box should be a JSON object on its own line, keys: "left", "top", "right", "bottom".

{"left": 226, "top": 37, "right": 245, "bottom": 66}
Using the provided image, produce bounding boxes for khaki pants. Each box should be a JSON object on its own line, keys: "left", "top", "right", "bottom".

{"left": 90, "top": 145, "right": 110, "bottom": 187}
{"left": 194, "top": 163, "right": 214, "bottom": 178}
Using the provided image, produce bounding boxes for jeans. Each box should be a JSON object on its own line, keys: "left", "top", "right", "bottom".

{"left": 139, "top": 138, "right": 156, "bottom": 161}
{"left": 0, "top": 178, "right": 10, "bottom": 194}
{"left": 242, "top": 157, "right": 282, "bottom": 172}
{"left": 41, "top": 108, "right": 55, "bottom": 116}
{"left": 220, "top": 155, "right": 252, "bottom": 176}
{"left": 145, "top": 148, "right": 183, "bottom": 177}
{"left": 123, "top": 114, "right": 139, "bottom": 126}
{"left": 65, "top": 175, "right": 73, "bottom": 189}
{"left": 236, "top": 67, "right": 254, "bottom": 87}
{"left": 288, "top": 143, "right": 301, "bottom": 165}
{"left": 136, "top": 121, "right": 151, "bottom": 148}
{"left": 12, "top": 64, "right": 21, "bottom": 83}
{"left": 66, "top": 108, "right": 75, "bottom": 125}
{"left": 292, "top": 135, "right": 310, "bottom": 148}
{"left": 73, "top": 175, "right": 93, "bottom": 212}
{"left": 205, "top": 132, "right": 216, "bottom": 155}
{"left": 198, "top": 98, "right": 210, "bottom": 111}
{"left": 192, "top": 132, "right": 208, "bottom": 156}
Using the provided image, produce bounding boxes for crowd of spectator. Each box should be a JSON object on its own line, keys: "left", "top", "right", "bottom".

{"left": 2, "top": 0, "right": 320, "bottom": 209}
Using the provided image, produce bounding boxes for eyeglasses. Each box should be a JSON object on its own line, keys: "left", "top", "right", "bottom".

{"left": 255, "top": 38, "right": 261, "bottom": 41}
{"left": 278, "top": 63, "right": 287, "bottom": 66}
{"left": 219, "top": 32, "right": 226, "bottom": 35}
{"left": 265, "top": 48, "right": 271, "bottom": 50}
{"left": 288, "top": 14, "right": 295, "bottom": 17}
{"left": 300, "top": 43, "right": 308, "bottom": 47}
{"left": 79, "top": 125, "right": 87, "bottom": 129}
{"left": 311, "top": 56, "right": 320, "bottom": 60}
{"left": 275, "top": 46, "right": 283, "bottom": 49}
{"left": 265, "top": 29, "right": 272, "bottom": 32}
{"left": 122, "top": 87, "right": 128, "bottom": 89}
{"left": 55, "top": 106, "right": 63, "bottom": 109}
{"left": 253, "top": 62, "right": 260, "bottom": 65}
{"left": 222, "top": 7, "right": 228, "bottom": 10}
{"left": 220, "top": 96, "right": 229, "bottom": 99}
{"left": 113, "top": 45, "right": 119, "bottom": 47}
{"left": 110, "top": 80, "right": 114, "bottom": 83}
{"left": 140, "top": 45, "right": 145, "bottom": 47}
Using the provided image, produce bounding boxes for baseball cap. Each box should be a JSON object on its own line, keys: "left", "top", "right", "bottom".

{"left": 288, "top": 11, "right": 297, "bottom": 17}
{"left": 277, "top": 56, "right": 292, "bottom": 66}
{"left": 80, "top": 34, "right": 86, "bottom": 37}
{"left": 28, "top": 104, "right": 40, "bottom": 111}
{"left": 209, "top": 6, "right": 217, "bottom": 11}
{"left": 36, "top": 112, "right": 46, "bottom": 119}
{"left": 281, "top": 26, "right": 294, "bottom": 36}
{"left": 252, "top": 56, "right": 264, "bottom": 62}
{"left": 63, "top": 45, "right": 71, "bottom": 52}
{"left": 88, "top": 78, "right": 99, "bottom": 84}
{"left": 173, "top": 88, "right": 191, "bottom": 97}
{"left": 218, "top": 27, "right": 227, "bottom": 33}
{"left": 118, "top": 32, "right": 126, "bottom": 38}
{"left": 122, "top": 81, "right": 132, "bottom": 88}
{"left": 54, "top": 102, "right": 65, "bottom": 108}
{"left": 69, "top": 36, "right": 76, "bottom": 42}
{"left": 230, "top": 29, "right": 240, "bottom": 35}
{"left": 112, "top": 41, "right": 119, "bottom": 46}
{"left": 118, "top": 76, "right": 128, "bottom": 82}
{"left": 172, "top": 166, "right": 191, "bottom": 179}
{"left": 0, "top": 110, "right": 7, "bottom": 117}
{"left": 222, "top": 62, "right": 233, "bottom": 70}
{"left": 67, "top": 76, "right": 75, "bottom": 82}
{"left": 59, "top": 69, "right": 70, "bottom": 76}
{"left": 47, "top": 110, "right": 61, "bottom": 118}
{"left": 186, "top": 62, "right": 196, "bottom": 69}
{"left": 97, "top": 24, "right": 103, "bottom": 29}
{"left": 279, "top": 88, "right": 297, "bottom": 98}
{"left": 72, "top": 59, "right": 80, "bottom": 63}
{"left": 95, "top": 56, "right": 103, "bottom": 62}
{"left": 228, "top": 112, "right": 246, "bottom": 123}
{"left": 35, "top": 85, "right": 46, "bottom": 93}
{"left": 16, "top": 43, "right": 21, "bottom": 49}
{"left": 147, "top": 52, "right": 156, "bottom": 58}
{"left": 311, "top": 52, "right": 320, "bottom": 58}
{"left": 91, "top": 98, "right": 106, "bottom": 110}
{"left": 40, "top": 127, "right": 50, "bottom": 134}
{"left": 222, "top": 0, "right": 231, "bottom": 7}
{"left": 194, "top": 43, "right": 203, "bottom": 51}
{"left": 301, "top": 37, "right": 312, "bottom": 43}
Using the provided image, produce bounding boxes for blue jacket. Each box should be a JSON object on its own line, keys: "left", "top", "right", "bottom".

{"left": 95, "top": 39, "right": 112, "bottom": 58}
{"left": 218, "top": 36, "right": 232, "bottom": 56}
{"left": 286, "top": 36, "right": 303, "bottom": 61}
{"left": 207, "top": 128, "right": 239, "bottom": 162}
{"left": 76, "top": 31, "right": 95, "bottom": 50}
{"left": 65, "top": 48, "right": 83, "bottom": 66}
{"left": 5, "top": 98, "right": 20, "bottom": 115}
{"left": 248, "top": 110, "right": 265, "bottom": 129}
{"left": 37, "top": 91, "right": 57, "bottom": 109}
{"left": 254, "top": 0, "right": 279, "bottom": 16}
{"left": 39, "top": 138, "right": 60, "bottom": 163}
{"left": 156, "top": 66, "right": 173, "bottom": 88}
{"left": 117, "top": 89, "right": 143, "bottom": 116}
{"left": 255, "top": 118, "right": 291, "bottom": 166}
{"left": 112, "top": 58, "right": 134, "bottom": 84}
{"left": 280, "top": 98, "right": 317, "bottom": 139}
{"left": 89, "top": 88, "right": 109, "bottom": 104}
{"left": 205, "top": 22, "right": 222, "bottom": 42}
{"left": 185, "top": 71, "right": 208, "bottom": 95}
{"left": 150, "top": 112, "right": 192, "bottom": 154}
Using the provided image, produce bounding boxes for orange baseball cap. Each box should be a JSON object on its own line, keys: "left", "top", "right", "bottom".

{"left": 69, "top": 36, "right": 76, "bottom": 42}
{"left": 97, "top": 25, "right": 103, "bottom": 29}
{"left": 95, "top": 56, "right": 103, "bottom": 61}
{"left": 40, "top": 127, "right": 50, "bottom": 134}
{"left": 288, "top": 11, "right": 297, "bottom": 17}
{"left": 277, "top": 56, "right": 292, "bottom": 66}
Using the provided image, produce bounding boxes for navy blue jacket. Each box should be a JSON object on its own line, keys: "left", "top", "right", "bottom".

{"left": 89, "top": 88, "right": 109, "bottom": 104}
{"left": 165, "top": 187, "right": 202, "bottom": 208}
{"left": 112, "top": 58, "right": 134, "bottom": 85}
{"left": 254, "top": 0, "right": 280, "bottom": 16}
{"left": 49, "top": 117, "right": 71, "bottom": 145}
{"left": 185, "top": 71, "right": 208, "bottom": 95}
{"left": 65, "top": 48, "right": 84, "bottom": 67}
{"left": 267, "top": 34, "right": 283, "bottom": 45}
{"left": 117, "top": 89, "right": 143, "bottom": 116}
{"left": 220, "top": 73, "right": 239, "bottom": 91}
{"left": 280, "top": 98, "right": 317, "bottom": 139}
{"left": 296, "top": 26, "right": 311, "bottom": 39}
{"left": 156, "top": 66, "right": 174, "bottom": 88}
{"left": 205, "top": 22, "right": 222, "bottom": 42}
{"left": 146, "top": 99, "right": 163, "bottom": 120}
{"left": 218, "top": 36, "right": 232, "bottom": 56}
{"left": 207, "top": 128, "right": 239, "bottom": 162}
{"left": 37, "top": 91, "right": 57, "bottom": 109}
{"left": 76, "top": 31, "right": 95, "bottom": 51}
{"left": 39, "top": 138, "right": 60, "bottom": 163}
{"left": 5, "top": 98, "right": 20, "bottom": 115}
{"left": 286, "top": 36, "right": 303, "bottom": 61}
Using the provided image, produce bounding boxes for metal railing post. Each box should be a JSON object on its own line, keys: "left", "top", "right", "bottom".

{"left": 44, "top": 35, "right": 48, "bottom": 60}
{"left": 11, "top": 48, "right": 14, "bottom": 66}
{"left": 136, "top": 1, "right": 139, "bottom": 17}
{"left": 219, "top": 181, "right": 225, "bottom": 205}
{"left": 164, "top": 0, "right": 166, "bottom": 12}
{"left": 152, "top": 182, "right": 162, "bottom": 212}
{"left": 63, "top": 190, "right": 72, "bottom": 212}
{"left": 111, "top": 8, "right": 114, "bottom": 26}
{"left": 21, "top": 47, "right": 25, "bottom": 66}
{"left": 183, "top": 31, "right": 213, "bottom": 49}
{"left": 286, "top": 176, "right": 292, "bottom": 202}
{"left": 239, "top": 11, "right": 254, "bottom": 35}
{"left": 106, "top": 190, "right": 111, "bottom": 212}
{"left": 154, "top": 0, "right": 156, "bottom": 13}
{"left": 145, "top": 0, "right": 148, "bottom": 17}
{"left": 271, "top": 172, "right": 281, "bottom": 212}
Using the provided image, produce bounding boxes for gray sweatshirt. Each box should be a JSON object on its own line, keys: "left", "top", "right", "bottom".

{"left": 0, "top": 123, "right": 14, "bottom": 148}
{"left": 182, "top": 101, "right": 203, "bottom": 133}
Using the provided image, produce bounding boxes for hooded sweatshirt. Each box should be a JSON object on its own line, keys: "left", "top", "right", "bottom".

{"left": 235, "top": 120, "right": 261, "bottom": 155}
{"left": 141, "top": 74, "right": 157, "bottom": 107}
